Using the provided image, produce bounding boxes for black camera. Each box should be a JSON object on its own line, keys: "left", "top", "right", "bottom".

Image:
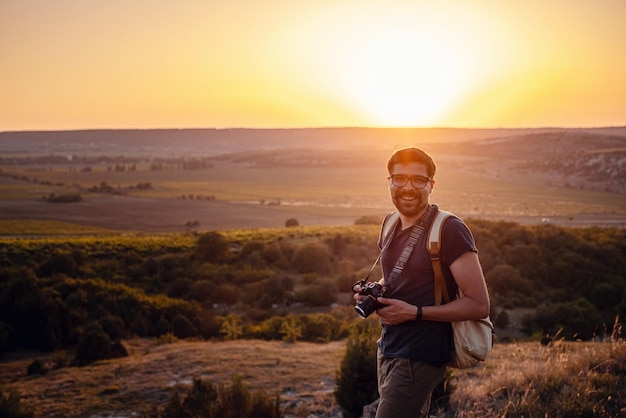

{"left": 354, "top": 281, "right": 388, "bottom": 319}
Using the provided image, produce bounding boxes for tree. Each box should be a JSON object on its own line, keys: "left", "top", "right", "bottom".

{"left": 285, "top": 218, "right": 299, "bottom": 227}
{"left": 195, "top": 231, "right": 229, "bottom": 262}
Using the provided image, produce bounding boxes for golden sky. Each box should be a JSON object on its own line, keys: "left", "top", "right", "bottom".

{"left": 1, "top": 0, "right": 625, "bottom": 131}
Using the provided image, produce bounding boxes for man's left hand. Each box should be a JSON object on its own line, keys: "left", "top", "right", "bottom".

{"left": 375, "top": 297, "right": 417, "bottom": 325}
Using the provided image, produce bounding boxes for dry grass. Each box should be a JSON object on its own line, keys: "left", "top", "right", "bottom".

{"left": 447, "top": 340, "right": 626, "bottom": 417}
{"left": 1, "top": 339, "right": 346, "bottom": 417}
{"left": 2, "top": 339, "right": 625, "bottom": 417}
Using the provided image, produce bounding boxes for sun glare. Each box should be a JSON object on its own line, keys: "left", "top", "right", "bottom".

{"left": 289, "top": 4, "right": 497, "bottom": 128}
{"left": 343, "top": 27, "right": 471, "bottom": 126}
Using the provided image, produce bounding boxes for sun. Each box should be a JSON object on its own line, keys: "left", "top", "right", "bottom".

{"left": 274, "top": 3, "right": 500, "bottom": 128}
{"left": 276, "top": 3, "right": 500, "bottom": 128}
{"left": 336, "top": 26, "right": 476, "bottom": 127}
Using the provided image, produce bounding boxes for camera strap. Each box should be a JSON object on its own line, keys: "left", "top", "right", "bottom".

{"left": 388, "top": 204, "right": 434, "bottom": 283}
{"left": 361, "top": 205, "right": 434, "bottom": 285}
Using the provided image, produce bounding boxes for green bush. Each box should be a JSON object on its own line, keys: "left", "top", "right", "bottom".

{"left": 99, "top": 314, "right": 127, "bottom": 340}
{"left": 299, "top": 313, "right": 341, "bottom": 343}
{"left": 335, "top": 322, "right": 380, "bottom": 418}
{"left": 295, "top": 278, "right": 337, "bottom": 307}
{"left": 527, "top": 298, "right": 603, "bottom": 340}
{"left": 170, "top": 313, "right": 198, "bottom": 339}
{"left": 292, "top": 242, "right": 332, "bottom": 274}
{"left": 279, "top": 315, "right": 302, "bottom": 343}
{"left": 73, "top": 323, "right": 128, "bottom": 366}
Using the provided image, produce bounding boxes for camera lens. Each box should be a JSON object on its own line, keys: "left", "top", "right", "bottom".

{"left": 355, "top": 296, "right": 378, "bottom": 319}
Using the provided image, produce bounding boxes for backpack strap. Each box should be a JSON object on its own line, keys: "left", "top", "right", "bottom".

{"left": 380, "top": 210, "right": 400, "bottom": 247}
{"left": 427, "top": 210, "right": 454, "bottom": 305}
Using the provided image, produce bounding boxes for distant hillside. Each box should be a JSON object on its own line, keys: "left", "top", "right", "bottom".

{"left": 3, "top": 126, "right": 624, "bottom": 157}
{"left": 2, "top": 127, "right": 625, "bottom": 196}
{"left": 433, "top": 131, "right": 626, "bottom": 194}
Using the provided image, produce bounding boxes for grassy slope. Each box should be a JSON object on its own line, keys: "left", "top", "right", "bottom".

{"left": 2, "top": 339, "right": 625, "bottom": 417}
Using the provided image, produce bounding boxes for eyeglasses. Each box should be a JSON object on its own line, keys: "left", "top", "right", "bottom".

{"left": 388, "top": 174, "right": 431, "bottom": 189}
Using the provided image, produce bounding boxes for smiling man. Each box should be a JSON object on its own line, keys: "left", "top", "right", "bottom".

{"left": 354, "top": 147, "right": 490, "bottom": 418}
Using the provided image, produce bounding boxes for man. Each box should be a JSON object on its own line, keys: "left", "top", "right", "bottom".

{"left": 353, "top": 147, "right": 490, "bottom": 418}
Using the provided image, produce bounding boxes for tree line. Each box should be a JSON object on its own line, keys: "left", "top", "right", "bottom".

{"left": 1, "top": 220, "right": 624, "bottom": 364}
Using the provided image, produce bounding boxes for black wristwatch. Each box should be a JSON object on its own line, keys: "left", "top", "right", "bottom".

{"left": 416, "top": 305, "right": 423, "bottom": 321}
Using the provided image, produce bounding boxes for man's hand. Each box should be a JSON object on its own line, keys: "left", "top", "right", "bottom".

{"left": 352, "top": 283, "right": 366, "bottom": 303}
{"left": 375, "top": 297, "right": 417, "bottom": 325}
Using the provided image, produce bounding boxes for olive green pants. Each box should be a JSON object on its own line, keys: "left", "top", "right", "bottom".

{"left": 376, "top": 349, "right": 446, "bottom": 418}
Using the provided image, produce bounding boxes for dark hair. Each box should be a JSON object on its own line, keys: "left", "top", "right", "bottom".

{"left": 387, "top": 147, "right": 436, "bottom": 178}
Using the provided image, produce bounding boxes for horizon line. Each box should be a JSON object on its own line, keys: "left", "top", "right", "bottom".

{"left": 2, "top": 124, "right": 626, "bottom": 134}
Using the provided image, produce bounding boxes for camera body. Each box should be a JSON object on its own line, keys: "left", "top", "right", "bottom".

{"left": 355, "top": 282, "right": 388, "bottom": 318}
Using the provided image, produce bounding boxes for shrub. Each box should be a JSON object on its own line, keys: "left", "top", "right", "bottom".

{"left": 149, "top": 376, "right": 281, "bottom": 418}
{"left": 170, "top": 314, "right": 198, "bottom": 339}
{"left": 99, "top": 314, "right": 127, "bottom": 340}
{"left": 299, "top": 313, "right": 341, "bottom": 343}
{"left": 295, "top": 279, "right": 337, "bottom": 307}
{"left": 252, "top": 316, "right": 285, "bottom": 340}
{"left": 495, "top": 310, "right": 510, "bottom": 329}
{"left": 157, "top": 332, "right": 179, "bottom": 344}
{"left": 292, "top": 242, "right": 332, "bottom": 274}
{"left": 219, "top": 314, "right": 244, "bottom": 340}
{"left": 335, "top": 322, "right": 380, "bottom": 418}
{"left": 529, "top": 298, "right": 603, "bottom": 340}
{"left": 0, "top": 268, "right": 61, "bottom": 351}
{"left": 354, "top": 215, "right": 382, "bottom": 225}
{"left": 26, "top": 359, "right": 46, "bottom": 375}
{"left": 279, "top": 315, "right": 302, "bottom": 343}
{"left": 44, "top": 193, "right": 82, "bottom": 203}
{"left": 0, "top": 388, "right": 35, "bottom": 418}
{"left": 73, "top": 323, "right": 128, "bottom": 366}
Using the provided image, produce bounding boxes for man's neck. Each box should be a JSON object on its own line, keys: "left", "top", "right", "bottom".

{"left": 399, "top": 204, "right": 432, "bottom": 230}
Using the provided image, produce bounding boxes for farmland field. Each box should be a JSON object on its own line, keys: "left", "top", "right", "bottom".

{"left": 1, "top": 147, "right": 625, "bottom": 232}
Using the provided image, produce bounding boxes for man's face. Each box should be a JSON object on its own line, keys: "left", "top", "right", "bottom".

{"left": 388, "top": 162, "right": 434, "bottom": 218}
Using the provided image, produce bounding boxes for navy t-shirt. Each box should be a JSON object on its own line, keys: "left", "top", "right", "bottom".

{"left": 376, "top": 205, "right": 478, "bottom": 366}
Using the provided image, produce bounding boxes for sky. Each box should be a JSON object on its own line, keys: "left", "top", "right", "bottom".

{"left": 1, "top": 0, "right": 625, "bottom": 131}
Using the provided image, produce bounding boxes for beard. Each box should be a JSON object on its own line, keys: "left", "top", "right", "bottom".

{"left": 391, "top": 190, "right": 429, "bottom": 218}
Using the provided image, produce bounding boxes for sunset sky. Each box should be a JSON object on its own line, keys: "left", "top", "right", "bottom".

{"left": 1, "top": 0, "right": 625, "bottom": 131}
